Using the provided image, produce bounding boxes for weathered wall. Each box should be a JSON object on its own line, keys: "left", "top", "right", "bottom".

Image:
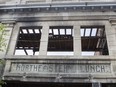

{"left": 1, "top": 1, "right": 116, "bottom": 86}
{"left": 2, "top": 19, "right": 116, "bottom": 83}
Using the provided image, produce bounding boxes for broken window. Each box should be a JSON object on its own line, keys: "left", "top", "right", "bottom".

{"left": 81, "top": 26, "right": 109, "bottom": 56}
{"left": 47, "top": 26, "right": 73, "bottom": 55}
{"left": 15, "top": 26, "right": 42, "bottom": 55}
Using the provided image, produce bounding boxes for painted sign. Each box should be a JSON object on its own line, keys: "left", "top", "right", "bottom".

{"left": 11, "top": 63, "right": 111, "bottom": 74}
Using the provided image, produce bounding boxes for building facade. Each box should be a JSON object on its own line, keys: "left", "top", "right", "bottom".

{"left": 0, "top": 0, "right": 116, "bottom": 87}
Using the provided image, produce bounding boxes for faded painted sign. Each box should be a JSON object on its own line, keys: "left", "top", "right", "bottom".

{"left": 11, "top": 63, "right": 111, "bottom": 74}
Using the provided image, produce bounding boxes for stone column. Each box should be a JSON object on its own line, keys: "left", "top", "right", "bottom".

{"left": 0, "top": 21, "right": 16, "bottom": 56}
{"left": 39, "top": 23, "right": 49, "bottom": 56}
{"left": 106, "top": 21, "right": 116, "bottom": 77}
{"left": 73, "top": 24, "right": 81, "bottom": 56}
{"left": 105, "top": 21, "right": 116, "bottom": 56}
{"left": 6, "top": 22, "right": 19, "bottom": 55}
{"left": 0, "top": 21, "right": 15, "bottom": 80}
{"left": 2, "top": 60, "right": 11, "bottom": 76}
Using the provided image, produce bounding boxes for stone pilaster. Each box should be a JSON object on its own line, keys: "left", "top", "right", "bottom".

{"left": 0, "top": 21, "right": 16, "bottom": 57}
{"left": 39, "top": 23, "right": 49, "bottom": 56}
{"left": 2, "top": 60, "right": 11, "bottom": 77}
{"left": 73, "top": 24, "right": 81, "bottom": 56}
{"left": 6, "top": 22, "right": 19, "bottom": 55}
{"left": 105, "top": 21, "right": 116, "bottom": 56}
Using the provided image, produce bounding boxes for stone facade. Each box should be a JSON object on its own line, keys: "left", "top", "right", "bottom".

{"left": 0, "top": 0, "right": 115, "bottom": 4}
{"left": 0, "top": 0, "right": 116, "bottom": 87}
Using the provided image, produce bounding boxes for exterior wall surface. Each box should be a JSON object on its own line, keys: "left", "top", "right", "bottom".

{"left": 0, "top": 0, "right": 116, "bottom": 4}
{"left": 0, "top": 1, "right": 116, "bottom": 87}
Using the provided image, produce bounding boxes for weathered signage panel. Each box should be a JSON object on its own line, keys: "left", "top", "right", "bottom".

{"left": 10, "top": 63, "right": 111, "bottom": 74}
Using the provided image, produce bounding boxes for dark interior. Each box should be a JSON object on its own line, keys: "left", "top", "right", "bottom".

{"left": 81, "top": 26, "right": 109, "bottom": 55}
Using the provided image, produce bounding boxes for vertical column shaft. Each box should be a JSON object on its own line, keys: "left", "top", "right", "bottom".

{"left": 6, "top": 23, "right": 19, "bottom": 55}
{"left": 105, "top": 22, "right": 116, "bottom": 56}
{"left": 0, "top": 22, "right": 16, "bottom": 56}
{"left": 73, "top": 24, "right": 81, "bottom": 56}
{"left": 39, "top": 23, "right": 49, "bottom": 56}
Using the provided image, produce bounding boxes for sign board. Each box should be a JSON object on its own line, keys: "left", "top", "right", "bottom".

{"left": 10, "top": 63, "right": 111, "bottom": 74}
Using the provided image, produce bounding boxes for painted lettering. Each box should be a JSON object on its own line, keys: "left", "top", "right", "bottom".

{"left": 12, "top": 63, "right": 111, "bottom": 74}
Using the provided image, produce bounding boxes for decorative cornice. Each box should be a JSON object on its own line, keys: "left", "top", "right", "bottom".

{"left": 0, "top": 2, "right": 116, "bottom": 13}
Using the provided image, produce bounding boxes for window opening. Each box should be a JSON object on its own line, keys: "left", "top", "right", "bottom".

{"left": 81, "top": 26, "right": 109, "bottom": 56}
{"left": 34, "top": 29, "right": 39, "bottom": 33}
{"left": 47, "top": 26, "right": 73, "bottom": 55}
{"left": 22, "top": 29, "right": 28, "bottom": 34}
{"left": 28, "top": 29, "right": 33, "bottom": 33}
{"left": 53, "top": 29, "right": 59, "bottom": 35}
{"left": 15, "top": 26, "right": 42, "bottom": 55}
{"left": 66, "top": 29, "right": 71, "bottom": 35}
